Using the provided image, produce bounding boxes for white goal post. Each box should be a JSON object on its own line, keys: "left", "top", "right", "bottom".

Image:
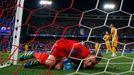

{"left": 10, "top": 0, "right": 25, "bottom": 65}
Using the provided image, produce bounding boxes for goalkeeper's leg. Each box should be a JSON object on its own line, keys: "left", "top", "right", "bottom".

{"left": 19, "top": 51, "right": 35, "bottom": 61}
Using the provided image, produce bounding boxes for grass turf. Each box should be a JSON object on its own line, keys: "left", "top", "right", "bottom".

{"left": 0, "top": 52, "right": 134, "bottom": 75}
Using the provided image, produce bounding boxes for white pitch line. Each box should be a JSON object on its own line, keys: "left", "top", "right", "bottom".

{"left": 98, "top": 62, "right": 132, "bottom": 64}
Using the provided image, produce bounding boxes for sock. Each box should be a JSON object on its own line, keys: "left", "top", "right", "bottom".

{"left": 19, "top": 51, "right": 34, "bottom": 61}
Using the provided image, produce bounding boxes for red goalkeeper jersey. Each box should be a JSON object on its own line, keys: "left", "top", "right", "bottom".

{"left": 51, "top": 38, "right": 90, "bottom": 59}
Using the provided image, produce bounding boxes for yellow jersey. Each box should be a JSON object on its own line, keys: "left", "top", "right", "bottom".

{"left": 103, "top": 34, "right": 110, "bottom": 42}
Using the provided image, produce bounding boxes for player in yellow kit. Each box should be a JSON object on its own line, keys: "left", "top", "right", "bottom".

{"left": 110, "top": 24, "right": 118, "bottom": 57}
{"left": 95, "top": 43, "right": 99, "bottom": 52}
{"left": 103, "top": 31, "right": 111, "bottom": 54}
{"left": 24, "top": 43, "right": 29, "bottom": 53}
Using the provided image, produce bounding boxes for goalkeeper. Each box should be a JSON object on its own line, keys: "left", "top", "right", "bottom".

{"left": 20, "top": 38, "right": 102, "bottom": 69}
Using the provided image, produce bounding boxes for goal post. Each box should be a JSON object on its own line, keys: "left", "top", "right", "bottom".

{"left": 10, "top": 0, "right": 25, "bottom": 65}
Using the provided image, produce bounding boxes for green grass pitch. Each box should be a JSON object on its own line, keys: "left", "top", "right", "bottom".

{"left": 0, "top": 52, "right": 134, "bottom": 75}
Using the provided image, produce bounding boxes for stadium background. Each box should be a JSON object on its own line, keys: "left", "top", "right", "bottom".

{"left": 0, "top": 0, "right": 134, "bottom": 75}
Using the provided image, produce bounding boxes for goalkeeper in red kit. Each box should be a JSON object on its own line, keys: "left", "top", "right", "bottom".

{"left": 20, "top": 38, "right": 102, "bottom": 69}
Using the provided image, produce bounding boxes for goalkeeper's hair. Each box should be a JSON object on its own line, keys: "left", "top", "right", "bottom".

{"left": 90, "top": 51, "right": 103, "bottom": 62}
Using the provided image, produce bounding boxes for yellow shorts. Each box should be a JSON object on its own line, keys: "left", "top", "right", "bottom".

{"left": 106, "top": 44, "right": 111, "bottom": 49}
{"left": 112, "top": 41, "right": 118, "bottom": 47}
